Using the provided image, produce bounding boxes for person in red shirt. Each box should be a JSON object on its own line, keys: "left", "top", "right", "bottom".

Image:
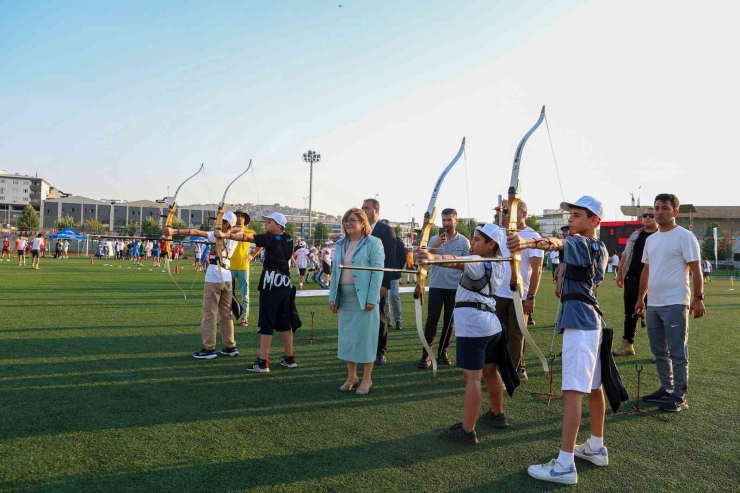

{"left": 1, "top": 236, "right": 10, "bottom": 262}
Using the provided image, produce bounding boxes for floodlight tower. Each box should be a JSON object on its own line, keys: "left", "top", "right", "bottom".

{"left": 302, "top": 150, "right": 321, "bottom": 242}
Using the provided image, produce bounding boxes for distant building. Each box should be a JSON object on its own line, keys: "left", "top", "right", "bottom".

{"left": 41, "top": 196, "right": 217, "bottom": 232}
{"left": 537, "top": 208, "right": 570, "bottom": 236}
{"left": 620, "top": 205, "right": 740, "bottom": 240}
{"left": 0, "top": 170, "right": 54, "bottom": 228}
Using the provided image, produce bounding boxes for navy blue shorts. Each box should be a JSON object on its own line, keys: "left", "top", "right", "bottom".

{"left": 456, "top": 332, "right": 502, "bottom": 371}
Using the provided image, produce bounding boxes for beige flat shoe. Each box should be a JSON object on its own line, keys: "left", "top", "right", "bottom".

{"left": 356, "top": 385, "right": 373, "bottom": 395}
{"left": 340, "top": 380, "right": 359, "bottom": 392}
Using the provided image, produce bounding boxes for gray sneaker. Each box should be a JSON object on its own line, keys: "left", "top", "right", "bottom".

{"left": 477, "top": 410, "right": 509, "bottom": 429}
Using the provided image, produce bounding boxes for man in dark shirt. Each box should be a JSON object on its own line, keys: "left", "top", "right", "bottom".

{"left": 362, "top": 199, "right": 396, "bottom": 366}
{"left": 614, "top": 207, "right": 657, "bottom": 356}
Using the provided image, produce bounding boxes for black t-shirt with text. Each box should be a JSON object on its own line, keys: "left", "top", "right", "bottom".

{"left": 254, "top": 233, "right": 293, "bottom": 290}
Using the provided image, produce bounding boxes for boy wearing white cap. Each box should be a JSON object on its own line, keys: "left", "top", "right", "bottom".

{"left": 292, "top": 241, "right": 310, "bottom": 289}
{"left": 507, "top": 196, "right": 608, "bottom": 485}
{"left": 418, "top": 224, "right": 514, "bottom": 446}
{"left": 219, "top": 211, "right": 297, "bottom": 373}
{"left": 166, "top": 211, "right": 239, "bottom": 359}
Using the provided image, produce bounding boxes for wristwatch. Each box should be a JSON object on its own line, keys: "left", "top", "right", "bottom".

{"left": 694, "top": 293, "right": 705, "bottom": 300}
{"left": 526, "top": 294, "right": 535, "bottom": 300}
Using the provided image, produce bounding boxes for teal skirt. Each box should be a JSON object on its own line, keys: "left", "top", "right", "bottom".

{"left": 337, "top": 284, "right": 379, "bottom": 364}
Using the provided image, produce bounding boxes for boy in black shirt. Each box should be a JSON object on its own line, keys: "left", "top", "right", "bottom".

{"left": 220, "top": 212, "right": 296, "bottom": 373}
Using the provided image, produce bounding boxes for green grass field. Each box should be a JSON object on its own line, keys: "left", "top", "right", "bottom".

{"left": 1, "top": 257, "right": 738, "bottom": 492}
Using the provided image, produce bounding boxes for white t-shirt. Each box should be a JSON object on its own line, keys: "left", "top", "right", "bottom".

{"left": 454, "top": 256, "right": 506, "bottom": 337}
{"left": 204, "top": 231, "right": 237, "bottom": 284}
{"left": 31, "top": 237, "right": 43, "bottom": 250}
{"left": 294, "top": 247, "right": 309, "bottom": 269}
{"left": 519, "top": 228, "right": 544, "bottom": 297}
{"left": 549, "top": 250, "right": 560, "bottom": 265}
{"left": 19, "top": 239, "right": 28, "bottom": 250}
{"left": 642, "top": 226, "right": 700, "bottom": 306}
{"left": 494, "top": 227, "right": 543, "bottom": 299}
{"left": 321, "top": 247, "right": 332, "bottom": 266}
{"left": 611, "top": 254, "right": 619, "bottom": 266}
{"left": 63, "top": 241, "right": 69, "bottom": 252}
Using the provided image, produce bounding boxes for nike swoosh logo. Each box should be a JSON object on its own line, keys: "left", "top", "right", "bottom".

{"left": 670, "top": 324, "right": 679, "bottom": 328}
{"left": 550, "top": 469, "right": 573, "bottom": 477}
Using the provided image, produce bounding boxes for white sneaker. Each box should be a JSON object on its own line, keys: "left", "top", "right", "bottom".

{"left": 574, "top": 442, "right": 609, "bottom": 466}
{"left": 527, "top": 459, "right": 577, "bottom": 485}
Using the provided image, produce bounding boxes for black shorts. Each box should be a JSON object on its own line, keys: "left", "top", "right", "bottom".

{"left": 322, "top": 262, "right": 331, "bottom": 275}
{"left": 703, "top": 271, "right": 710, "bottom": 276}
{"left": 298, "top": 268, "right": 306, "bottom": 276}
{"left": 257, "top": 287, "right": 292, "bottom": 336}
{"left": 160, "top": 252, "right": 168, "bottom": 258}
{"left": 31, "top": 249, "right": 40, "bottom": 258}
{"left": 456, "top": 332, "right": 502, "bottom": 370}
{"left": 1, "top": 248, "right": 8, "bottom": 253}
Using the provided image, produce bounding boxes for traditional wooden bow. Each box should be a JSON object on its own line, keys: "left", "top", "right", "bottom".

{"left": 414, "top": 137, "right": 466, "bottom": 376}
{"left": 165, "top": 163, "right": 204, "bottom": 300}
{"left": 215, "top": 161, "right": 252, "bottom": 291}
{"left": 506, "top": 106, "right": 550, "bottom": 376}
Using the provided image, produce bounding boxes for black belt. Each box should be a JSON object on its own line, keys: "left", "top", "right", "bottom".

{"left": 455, "top": 301, "right": 496, "bottom": 314}
{"left": 560, "top": 293, "right": 603, "bottom": 316}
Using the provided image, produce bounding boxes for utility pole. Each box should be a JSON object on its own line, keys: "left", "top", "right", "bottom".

{"left": 302, "top": 150, "right": 321, "bottom": 242}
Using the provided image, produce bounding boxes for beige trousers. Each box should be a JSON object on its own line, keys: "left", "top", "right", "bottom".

{"left": 201, "top": 281, "right": 236, "bottom": 350}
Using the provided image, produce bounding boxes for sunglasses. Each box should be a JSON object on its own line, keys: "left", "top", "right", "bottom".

{"left": 642, "top": 213, "right": 655, "bottom": 218}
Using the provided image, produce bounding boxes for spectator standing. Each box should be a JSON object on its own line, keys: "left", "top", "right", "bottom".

{"left": 418, "top": 208, "right": 470, "bottom": 368}
{"left": 362, "top": 199, "right": 397, "bottom": 366}
{"left": 329, "top": 208, "right": 384, "bottom": 394}
{"left": 613, "top": 207, "right": 657, "bottom": 356}
{"left": 636, "top": 194, "right": 705, "bottom": 413}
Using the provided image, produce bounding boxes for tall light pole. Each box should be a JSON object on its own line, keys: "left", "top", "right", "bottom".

{"left": 303, "top": 150, "right": 321, "bottom": 242}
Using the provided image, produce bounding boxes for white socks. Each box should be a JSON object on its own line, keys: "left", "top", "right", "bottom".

{"left": 558, "top": 450, "right": 575, "bottom": 468}
{"left": 589, "top": 434, "right": 604, "bottom": 450}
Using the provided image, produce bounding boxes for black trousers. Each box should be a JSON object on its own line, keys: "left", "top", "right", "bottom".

{"left": 622, "top": 276, "right": 646, "bottom": 343}
{"left": 423, "top": 288, "right": 457, "bottom": 356}
{"left": 377, "top": 294, "right": 389, "bottom": 356}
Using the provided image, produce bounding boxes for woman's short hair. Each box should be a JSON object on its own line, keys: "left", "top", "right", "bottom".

{"left": 342, "top": 208, "right": 371, "bottom": 236}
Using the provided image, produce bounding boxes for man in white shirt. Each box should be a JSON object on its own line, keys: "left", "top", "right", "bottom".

{"left": 636, "top": 194, "right": 705, "bottom": 412}
{"left": 320, "top": 241, "right": 334, "bottom": 289}
{"left": 494, "top": 202, "right": 543, "bottom": 382}
{"left": 63, "top": 240, "right": 69, "bottom": 259}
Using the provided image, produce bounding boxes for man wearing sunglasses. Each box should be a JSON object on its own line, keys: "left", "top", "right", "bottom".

{"left": 614, "top": 207, "right": 657, "bottom": 356}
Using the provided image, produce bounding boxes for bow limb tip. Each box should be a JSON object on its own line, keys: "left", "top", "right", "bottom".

{"left": 541, "top": 105, "right": 546, "bottom": 113}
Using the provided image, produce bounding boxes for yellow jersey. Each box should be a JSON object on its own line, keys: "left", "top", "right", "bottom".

{"left": 229, "top": 228, "right": 255, "bottom": 270}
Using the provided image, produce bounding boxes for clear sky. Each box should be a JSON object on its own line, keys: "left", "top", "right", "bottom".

{"left": 1, "top": 0, "right": 736, "bottom": 225}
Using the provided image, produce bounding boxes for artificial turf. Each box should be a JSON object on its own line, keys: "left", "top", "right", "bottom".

{"left": 0, "top": 257, "right": 737, "bottom": 492}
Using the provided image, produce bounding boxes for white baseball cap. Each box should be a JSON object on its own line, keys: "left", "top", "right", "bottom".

{"left": 299, "top": 241, "right": 307, "bottom": 247}
{"left": 325, "top": 240, "right": 334, "bottom": 245}
{"left": 475, "top": 223, "right": 504, "bottom": 245}
{"left": 560, "top": 196, "right": 604, "bottom": 218}
{"left": 223, "top": 211, "right": 237, "bottom": 227}
{"left": 262, "top": 212, "right": 287, "bottom": 227}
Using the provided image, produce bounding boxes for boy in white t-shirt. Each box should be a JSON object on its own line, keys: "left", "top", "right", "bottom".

{"left": 508, "top": 196, "right": 609, "bottom": 485}
{"left": 636, "top": 194, "right": 705, "bottom": 413}
{"left": 419, "top": 224, "right": 512, "bottom": 446}
{"left": 30, "top": 233, "right": 44, "bottom": 270}
{"left": 292, "top": 241, "right": 310, "bottom": 289}
{"left": 165, "top": 212, "right": 239, "bottom": 360}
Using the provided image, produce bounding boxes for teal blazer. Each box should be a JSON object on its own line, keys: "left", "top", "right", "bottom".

{"left": 329, "top": 235, "right": 385, "bottom": 309}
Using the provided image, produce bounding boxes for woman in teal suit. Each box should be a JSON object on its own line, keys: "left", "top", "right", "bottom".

{"left": 329, "top": 208, "right": 385, "bottom": 395}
